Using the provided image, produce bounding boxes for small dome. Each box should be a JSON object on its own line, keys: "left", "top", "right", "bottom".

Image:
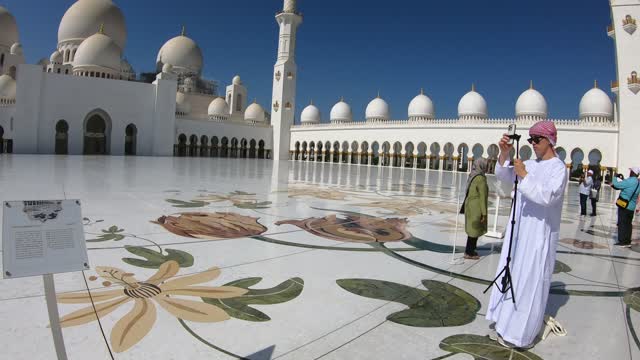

{"left": 208, "top": 97, "right": 229, "bottom": 117}
{"left": 120, "top": 59, "right": 133, "bottom": 73}
{"left": 330, "top": 98, "right": 353, "bottom": 122}
{"left": 10, "top": 42, "right": 22, "bottom": 55}
{"left": 50, "top": 50, "right": 63, "bottom": 64}
{"left": 232, "top": 75, "right": 242, "bottom": 85}
{"left": 156, "top": 34, "right": 203, "bottom": 75}
{"left": 366, "top": 96, "right": 390, "bottom": 121}
{"left": 73, "top": 32, "right": 122, "bottom": 71}
{"left": 579, "top": 84, "right": 613, "bottom": 119}
{"left": 458, "top": 86, "right": 488, "bottom": 119}
{"left": 162, "top": 63, "right": 173, "bottom": 73}
{"left": 515, "top": 85, "right": 547, "bottom": 118}
{"left": 0, "top": 74, "right": 17, "bottom": 98}
{"left": 301, "top": 103, "right": 321, "bottom": 124}
{"left": 175, "top": 92, "right": 191, "bottom": 114}
{"left": 0, "top": 6, "right": 19, "bottom": 48}
{"left": 245, "top": 101, "right": 266, "bottom": 122}
{"left": 408, "top": 90, "right": 435, "bottom": 119}
{"left": 58, "top": 0, "right": 127, "bottom": 50}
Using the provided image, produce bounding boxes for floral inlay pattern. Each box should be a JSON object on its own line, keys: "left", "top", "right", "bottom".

{"left": 57, "top": 261, "right": 247, "bottom": 352}
{"left": 276, "top": 214, "right": 411, "bottom": 243}
{"left": 153, "top": 212, "right": 267, "bottom": 239}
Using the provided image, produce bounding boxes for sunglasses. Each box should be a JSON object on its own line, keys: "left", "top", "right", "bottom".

{"left": 527, "top": 136, "right": 545, "bottom": 145}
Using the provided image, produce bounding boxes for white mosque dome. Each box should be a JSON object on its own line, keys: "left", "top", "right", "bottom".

{"left": 10, "top": 42, "right": 23, "bottom": 56}
{"left": 58, "top": 0, "right": 127, "bottom": 50}
{"left": 245, "top": 102, "right": 266, "bottom": 122}
{"left": 156, "top": 34, "right": 203, "bottom": 75}
{"left": 0, "top": 6, "right": 19, "bottom": 48}
{"left": 232, "top": 75, "right": 242, "bottom": 85}
{"left": 73, "top": 32, "right": 122, "bottom": 71}
{"left": 366, "top": 96, "right": 390, "bottom": 121}
{"left": 408, "top": 91, "right": 435, "bottom": 119}
{"left": 515, "top": 86, "right": 547, "bottom": 118}
{"left": 208, "top": 97, "right": 229, "bottom": 118}
{"left": 458, "top": 87, "right": 488, "bottom": 119}
{"left": 50, "top": 50, "right": 63, "bottom": 64}
{"left": 301, "top": 103, "right": 321, "bottom": 124}
{"left": 175, "top": 92, "right": 191, "bottom": 114}
{"left": 0, "top": 74, "right": 17, "bottom": 98}
{"left": 330, "top": 99, "right": 353, "bottom": 122}
{"left": 579, "top": 84, "right": 613, "bottom": 119}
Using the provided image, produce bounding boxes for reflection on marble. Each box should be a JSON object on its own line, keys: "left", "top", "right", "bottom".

{"left": 0, "top": 155, "right": 639, "bottom": 359}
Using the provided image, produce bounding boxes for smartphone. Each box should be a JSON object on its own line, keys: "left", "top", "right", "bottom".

{"left": 507, "top": 124, "right": 516, "bottom": 145}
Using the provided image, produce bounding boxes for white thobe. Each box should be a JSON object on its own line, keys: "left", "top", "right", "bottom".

{"left": 486, "top": 157, "right": 568, "bottom": 347}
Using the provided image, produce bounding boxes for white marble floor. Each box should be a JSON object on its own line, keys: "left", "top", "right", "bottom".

{"left": 1, "top": 155, "right": 639, "bottom": 360}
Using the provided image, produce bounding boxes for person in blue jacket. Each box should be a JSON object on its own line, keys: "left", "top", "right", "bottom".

{"left": 611, "top": 166, "right": 640, "bottom": 247}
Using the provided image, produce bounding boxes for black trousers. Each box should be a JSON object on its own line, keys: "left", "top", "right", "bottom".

{"left": 579, "top": 194, "right": 589, "bottom": 216}
{"left": 590, "top": 198, "right": 597, "bottom": 216}
{"left": 465, "top": 236, "right": 478, "bottom": 255}
{"left": 617, "top": 207, "right": 635, "bottom": 245}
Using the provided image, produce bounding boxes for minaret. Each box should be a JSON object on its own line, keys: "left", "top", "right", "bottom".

{"left": 610, "top": 0, "right": 640, "bottom": 172}
{"left": 271, "top": 0, "right": 303, "bottom": 160}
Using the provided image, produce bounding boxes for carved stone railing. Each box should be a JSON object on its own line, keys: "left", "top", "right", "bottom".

{"left": 176, "top": 113, "right": 272, "bottom": 128}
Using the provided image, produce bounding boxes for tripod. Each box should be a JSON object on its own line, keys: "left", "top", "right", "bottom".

{"left": 483, "top": 133, "right": 521, "bottom": 304}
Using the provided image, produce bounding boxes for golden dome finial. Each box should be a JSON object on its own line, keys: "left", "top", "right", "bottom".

{"left": 98, "top": 23, "right": 105, "bottom": 34}
{"left": 529, "top": 80, "right": 534, "bottom": 90}
{"left": 594, "top": 79, "right": 598, "bottom": 89}
{"left": 340, "top": 96, "right": 344, "bottom": 102}
{"left": 471, "top": 83, "right": 476, "bottom": 92}
{"left": 420, "top": 87, "right": 424, "bottom": 95}
{"left": 377, "top": 90, "right": 381, "bottom": 98}
{"left": 181, "top": 25, "right": 186, "bottom": 36}
{"left": 310, "top": 99, "right": 314, "bottom": 105}
{"left": 253, "top": 98, "right": 257, "bottom": 104}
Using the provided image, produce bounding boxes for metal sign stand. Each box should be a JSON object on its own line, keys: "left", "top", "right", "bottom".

{"left": 43, "top": 273, "right": 68, "bottom": 360}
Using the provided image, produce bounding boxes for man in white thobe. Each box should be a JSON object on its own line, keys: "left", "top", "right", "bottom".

{"left": 486, "top": 121, "right": 568, "bottom": 349}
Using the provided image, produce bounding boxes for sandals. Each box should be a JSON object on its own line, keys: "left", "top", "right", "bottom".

{"left": 542, "top": 315, "right": 567, "bottom": 340}
{"left": 464, "top": 253, "right": 480, "bottom": 260}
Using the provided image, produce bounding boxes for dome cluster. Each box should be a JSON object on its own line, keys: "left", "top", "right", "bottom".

{"left": 299, "top": 83, "right": 613, "bottom": 124}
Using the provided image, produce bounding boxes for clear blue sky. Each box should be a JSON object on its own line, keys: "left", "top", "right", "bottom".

{"left": 5, "top": 0, "right": 616, "bottom": 122}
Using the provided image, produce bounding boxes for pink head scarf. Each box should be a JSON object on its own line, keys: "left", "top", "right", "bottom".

{"left": 529, "top": 121, "right": 557, "bottom": 146}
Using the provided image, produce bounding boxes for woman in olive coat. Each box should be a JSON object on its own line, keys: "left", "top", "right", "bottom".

{"left": 461, "top": 157, "right": 489, "bottom": 259}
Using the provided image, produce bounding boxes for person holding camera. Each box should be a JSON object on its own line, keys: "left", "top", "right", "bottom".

{"left": 578, "top": 170, "right": 593, "bottom": 217}
{"left": 486, "top": 121, "right": 568, "bottom": 350}
{"left": 611, "top": 167, "right": 640, "bottom": 248}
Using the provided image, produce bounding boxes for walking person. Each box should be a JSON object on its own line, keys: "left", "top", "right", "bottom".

{"left": 579, "top": 170, "right": 593, "bottom": 217}
{"left": 590, "top": 172, "right": 601, "bottom": 216}
{"left": 611, "top": 167, "right": 640, "bottom": 248}
{"left": 487, "top": 121, "right": 568, "bottom": 350}
{"left": 461, "top": 158, "right": 489, "bottom": 260}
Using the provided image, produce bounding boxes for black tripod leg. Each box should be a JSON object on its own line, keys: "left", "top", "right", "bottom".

{"left": 483, "top": 267, "right": 506, "bottom": 294}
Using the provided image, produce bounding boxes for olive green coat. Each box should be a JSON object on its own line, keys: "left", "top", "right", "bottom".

{"left": 463, "top": 175, "right": 488, "bottom": 237}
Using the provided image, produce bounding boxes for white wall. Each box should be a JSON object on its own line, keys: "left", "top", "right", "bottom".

{"left": 176, "top": 118, "right": 273, "bottom": 149}
{"left": 611, "top": 0, "right": 640, "bottom": 172}
{"left": 290, "top": 121, "right": 618, "bottom": 167}
{"left": 10, "top": 64, "right": 177, "bottom": 156}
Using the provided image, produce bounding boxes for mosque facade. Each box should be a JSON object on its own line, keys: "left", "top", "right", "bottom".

{"left": 0, "top": 0, "right": 638, "bottom": 181}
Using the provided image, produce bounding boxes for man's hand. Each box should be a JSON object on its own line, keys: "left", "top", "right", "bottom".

{"left": 514, "top": 159, "right": 528, "bottom": 178}
{"left": 498, "top": 134, "right": 513, "bottom": 166}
